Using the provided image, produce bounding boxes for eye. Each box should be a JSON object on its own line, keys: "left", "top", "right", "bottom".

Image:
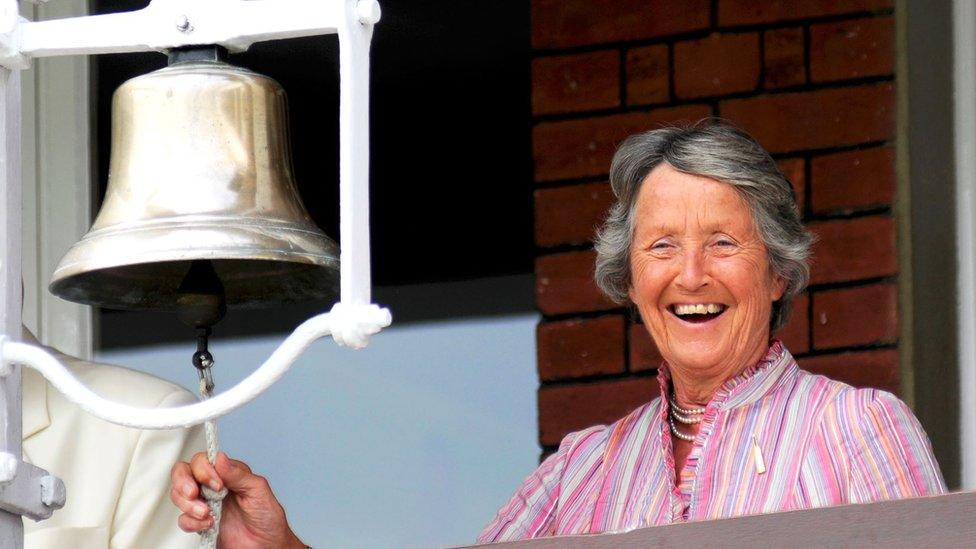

{"left": 712, "top": 235, "right": 739, "bottom": 248}
{"left": 650, "top": 239, "right": 674, "bottom": 251}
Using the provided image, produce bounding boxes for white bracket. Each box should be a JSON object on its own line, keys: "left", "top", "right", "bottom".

{"left": 0, "top": 452, "right": 65, "bottom": 520}
{"left": 0, "top": 303, "right": 391, "bottom": 429}
{"left": 0, "top": 0, "right": 382, "bottom": 69}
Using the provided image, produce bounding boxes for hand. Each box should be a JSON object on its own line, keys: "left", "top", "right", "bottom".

{"left": 170, "top": 452, "right": 306, "bottom": 549}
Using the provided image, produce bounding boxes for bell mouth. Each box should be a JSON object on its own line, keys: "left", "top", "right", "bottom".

{"left": 49, "top": 216, "right": 339, "bottom": 311}
{"left": 51, "top": 258, "right": 337, "bottom": 311}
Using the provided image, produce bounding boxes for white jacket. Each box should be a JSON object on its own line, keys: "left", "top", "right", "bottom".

{"left": 22, "top": 344, "right": 205, "bottom": 549}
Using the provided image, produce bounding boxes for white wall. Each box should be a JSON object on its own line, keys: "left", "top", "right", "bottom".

{"left": 97, "top": 313, "right": 539, "bottom": 548}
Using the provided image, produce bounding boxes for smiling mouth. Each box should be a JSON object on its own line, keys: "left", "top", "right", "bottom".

{"left": 668, "top": 303, "right": 728, "bottom": 324}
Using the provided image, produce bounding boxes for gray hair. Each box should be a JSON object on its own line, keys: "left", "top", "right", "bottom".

{"left": 593, "top": 119, "right": 813, "bottom": 331}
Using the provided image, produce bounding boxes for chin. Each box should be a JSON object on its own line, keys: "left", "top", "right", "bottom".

{"left": 666, "top": 340, "right": 729, "bottom": 371}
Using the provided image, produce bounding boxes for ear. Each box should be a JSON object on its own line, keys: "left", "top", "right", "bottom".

{"left": 770, "top": 275, "right": 787, "bottom": 302}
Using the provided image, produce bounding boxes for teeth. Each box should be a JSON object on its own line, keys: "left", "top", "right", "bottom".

{"left": 674, "top": 303, "right": 726, "bottom": 316}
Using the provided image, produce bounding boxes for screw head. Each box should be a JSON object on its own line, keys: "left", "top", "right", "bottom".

{"left": 175, "top": 15, "right": 192, "bottom": 33}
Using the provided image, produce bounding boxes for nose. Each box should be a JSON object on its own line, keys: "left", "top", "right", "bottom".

{"left": 675, "top": 248, "right": 708, "bottom": 291}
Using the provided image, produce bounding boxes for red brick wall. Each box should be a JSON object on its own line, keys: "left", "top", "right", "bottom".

{"left": 531, "top": 0, "right": 897, "bottom": 453}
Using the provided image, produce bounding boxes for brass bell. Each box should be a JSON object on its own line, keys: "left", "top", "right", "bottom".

{"left": 50, "top": 47, "right": 339, "bottom": 325}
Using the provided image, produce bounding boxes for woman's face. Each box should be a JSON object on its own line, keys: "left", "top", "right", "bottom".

{"left": 629, "top": 163, "right": 786, "bottom": 378}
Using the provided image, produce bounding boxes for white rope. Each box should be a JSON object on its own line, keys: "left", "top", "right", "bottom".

{"left": 198, "top": 378, "right": 227, "bottom": 549}
{"left": 0, "top": 303, "right": 391, "bottom": 429}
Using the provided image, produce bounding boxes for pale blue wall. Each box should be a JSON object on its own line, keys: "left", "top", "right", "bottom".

{"left": 97, "top": 313, "right": 539, "bottom": 548}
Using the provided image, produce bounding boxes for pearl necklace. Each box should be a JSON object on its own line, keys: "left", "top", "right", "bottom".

{"left": 668, "top": 414, "right": 696, "bottom": 442}
{"left": 670, "top": 399, "right": 706, "bottom": 416}
{"left": 668, "top": 397, "right": 706, "bottom": 441}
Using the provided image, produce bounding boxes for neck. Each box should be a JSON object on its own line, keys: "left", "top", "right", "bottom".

{"left": 668, "top": 340, "right": 772, "bottom": 409}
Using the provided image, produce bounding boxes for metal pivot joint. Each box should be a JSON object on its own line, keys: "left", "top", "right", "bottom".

{"left": 193, "top": 328, "right": 215, "bottom": 394}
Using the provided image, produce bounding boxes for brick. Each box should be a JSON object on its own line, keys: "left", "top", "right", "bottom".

{"left": 720, "top": 83, "right": 894, "bottom": 153}
{"left": 798, "top": 349, "right": 900, "bottom": 394}
{"left": 764, "top": 27, "right": 806, "bottom": 88}
{"left": 626, "top": 45, "right": 669, "bottom": 106}
{"left": 536, "top": 250, "right": 617, "bottom": 315}
{"left": 674, "top": 33, "right": 761, "bottom": 99}
{"left": 629, "top": 322, "right": 662, "bottom": 372}
{"left": 532, "top": 0, "right": 711, "bottom": 49}
{"left": 535, "top": 182, "right": 614, "bottom": 247}
{"left": 532, "top": 51, "right": 620, "bottom": 115}
{"left": 777, "top": 292, "right": 810, "bottom": 354}
{"left": 719, "top": 0, "right": 892, "bottom": 26}
{"left": 538, "top": 316, "right": 625, "bottom": 381}
{"left": 539, "top": 378, "right": 657, "bottom": 445}
{"left": 811, "top": 146, "right": 895, "bottom": 213}
{"left": 533, "top": 104, "right": 712, "bottom": 182}
{"left": 776, "top": 157, "right": 806, "bottom": 214}
{"left": 808, "top": 216, "right": 896, "bottom": 285}
{"left": 811, "top": 16, "right": 894, "bottom": 82}
{"left": 813, "top": 283, "right": 898, "bottom": 349}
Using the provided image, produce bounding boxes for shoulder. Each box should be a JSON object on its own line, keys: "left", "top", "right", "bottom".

{"left": 814, "top": 380, "right": 941, "bottom": 473}
{"left": 791, "top": 365, "right": 905, "bottom": 421}
{"left": 554, "top": 398, "right": 660, "bottom": 466}
{"left": 792, "top": 369, "right": 930, "bottom": 452}
{"left": 817, "top": 380, "right": 915, "bottom": 435}
{"left": 58, "top": 352, "right": 198, "bottom": 407}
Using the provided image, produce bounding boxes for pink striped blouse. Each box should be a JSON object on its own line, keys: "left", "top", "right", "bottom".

{"left": 478, "top": 341, "right": 945, "bottom": 542}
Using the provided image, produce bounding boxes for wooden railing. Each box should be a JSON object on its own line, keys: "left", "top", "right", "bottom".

{"left": 464, "top": 491, "right": 976, "bottom": 548}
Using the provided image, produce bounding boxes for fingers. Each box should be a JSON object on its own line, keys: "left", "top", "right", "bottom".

{"left": 178, "top": 513, "right": 214, "bottom": 533}
{"left": 171, "top": 456, "right": 215, "bottom": 533}
{"left": 224, "top": 453, "right": 252, "bottom": 474}
{"left": 170, "top": 484, "right": 212, "bottom": 519}
{"left": 170, "top": 460, "right": 200, "bottom": 500}
{"left": 214, "top": 452, "right": 272, "bottom": 499}
{"left": 190, "top": 452, "right": 223, "bottom": 492}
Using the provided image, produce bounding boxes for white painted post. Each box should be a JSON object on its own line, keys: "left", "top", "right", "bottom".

{"left": 0, "top": 64, "right": 24, "bottom": 548}
{"left": 338, "top": 0, "right": 378, "bottom": 306}
{"left": 953, "top": 0, "right": 976, "bottom": 490}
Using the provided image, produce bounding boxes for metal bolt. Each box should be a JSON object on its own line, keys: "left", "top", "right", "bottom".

{"left": 0, "top": 452, "right": 17, "bottom": 483}
{"left": 40, "top": 475, "right": 66, "bottom": 508}
{"left": 175, "top": 15, "right": 192, "bottom": 33}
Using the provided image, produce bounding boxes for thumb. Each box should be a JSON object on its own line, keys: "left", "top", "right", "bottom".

{"left": 214, "top": 453, "right": 267, "bottom": 498}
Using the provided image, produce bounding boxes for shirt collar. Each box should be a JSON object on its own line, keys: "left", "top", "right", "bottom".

{"left": 656, "top": 340, "right": 798, "bottom": 411}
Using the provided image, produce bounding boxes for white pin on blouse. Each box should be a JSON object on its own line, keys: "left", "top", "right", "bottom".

{"left": 752, "top": 435, "right": 766, "bottom": 474}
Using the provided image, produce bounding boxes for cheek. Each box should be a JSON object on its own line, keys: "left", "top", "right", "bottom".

{"left": 629, "top": 256, "right": 669, "bottom": 306}
{"left": 715, "top": 259, "right": 777, "bottom": 315}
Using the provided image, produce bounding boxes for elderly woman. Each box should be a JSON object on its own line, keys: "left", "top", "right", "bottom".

{"left": 169, "top": 120, "right": 945, "bottom": 546}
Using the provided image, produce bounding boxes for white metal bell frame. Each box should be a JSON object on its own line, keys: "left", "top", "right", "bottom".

{"left": 0, "top": 0, "right": 389, "bottom": 545}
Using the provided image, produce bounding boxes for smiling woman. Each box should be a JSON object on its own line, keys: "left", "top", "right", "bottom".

{"left": 476, "top": 120, "right": 946, "bottom": 542}
{"left": 166, "top": 120, "right": 946, "bottom": 547}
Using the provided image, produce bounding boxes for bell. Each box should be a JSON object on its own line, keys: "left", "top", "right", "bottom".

{"left": 50, "top": 47, "right": 339, "bottom": 322}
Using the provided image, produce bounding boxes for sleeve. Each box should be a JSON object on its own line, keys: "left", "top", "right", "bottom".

{"left": 108, "top": 390, "right": 208, "bottom": 549}
{"left": 475, "top": 431, "right": 579, "bottom": 544}
{"left": 844, "top": 390, "right": 946, "bottom": 503}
